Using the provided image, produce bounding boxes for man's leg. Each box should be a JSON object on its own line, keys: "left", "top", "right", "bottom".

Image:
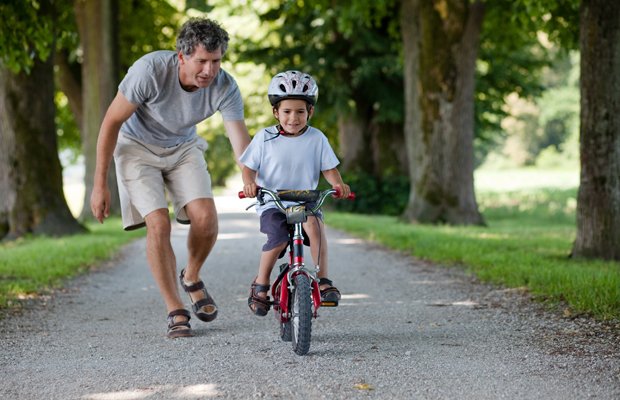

{"left": 144, "top": 208, "right": 185, "bottom": 312}
{"left": 180, "top": 198, "right": 218, "bottom": 303}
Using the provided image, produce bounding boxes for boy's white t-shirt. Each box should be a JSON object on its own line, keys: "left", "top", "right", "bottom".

{"left": 118, "top": 50, "right": 244, "bottom": 148}
{"left": 239, "top": 126, "right": 340, "bottom": 215}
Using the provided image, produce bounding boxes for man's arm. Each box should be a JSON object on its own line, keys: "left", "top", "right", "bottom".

{"left": 90, "top": 91, "right": 138, "bottom": 223}
{"left": 223, "top": 120, "right": 251, "bottom": 170}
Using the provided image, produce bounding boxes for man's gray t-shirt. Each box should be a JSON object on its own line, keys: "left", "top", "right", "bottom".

{"left": 118, "top": 50, "right": 244, "bottom": 148}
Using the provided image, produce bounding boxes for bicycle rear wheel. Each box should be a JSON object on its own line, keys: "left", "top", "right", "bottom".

{"left": 291, "top": 274, "right": 312, "bottom": 355}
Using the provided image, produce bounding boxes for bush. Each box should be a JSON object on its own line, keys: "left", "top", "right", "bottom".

{"left": 328, "top": 172, "right": 409, "bottom": 215}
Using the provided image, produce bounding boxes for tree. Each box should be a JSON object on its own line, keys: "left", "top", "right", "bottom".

{"left": 0, "top": 0, "right": 84, "bottom": 239}
{"left": 55, "top": 0, "right": 179, "bottom": 219}
{"left": 572, "top": 0, "right": 620, "bottom": 260}
{"left": 74, "top": 0, "right": 120, "bottom": 220}
{"left": 236, "top": 1, "right": 408, "bottom": 178}
{"left": 401, "top": 0, "right": 485, "bottom": 225}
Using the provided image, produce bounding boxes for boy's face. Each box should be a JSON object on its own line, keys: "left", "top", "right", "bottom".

{"left": 177, "top": 44, "right": 222, "bottom": 91}
{"left": 273, "top": 99, "right": 314, "bottom": 135}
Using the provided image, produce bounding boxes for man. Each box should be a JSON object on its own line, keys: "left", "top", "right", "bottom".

{"left": 90, "top": 18, "right": 250, "bottom": 338}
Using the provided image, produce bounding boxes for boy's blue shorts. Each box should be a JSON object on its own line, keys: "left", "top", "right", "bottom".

{"left": 259, "top": 208, "right": 322, "bottom": 252}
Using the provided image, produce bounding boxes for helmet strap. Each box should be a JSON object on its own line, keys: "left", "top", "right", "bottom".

{"left": 277, "top": 124, "right": 309, "bottom": 136}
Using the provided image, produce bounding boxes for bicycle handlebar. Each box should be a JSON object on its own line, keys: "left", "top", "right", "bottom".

{"left": 238, "top": 187, "right": 355, "bottom": 214}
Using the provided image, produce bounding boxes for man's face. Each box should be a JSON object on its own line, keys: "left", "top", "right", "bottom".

{"left": 178, "top": 45, "right": 222, "bottom": 91}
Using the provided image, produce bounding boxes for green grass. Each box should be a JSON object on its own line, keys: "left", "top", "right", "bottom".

{"left": 326, "top": 187, "right": 620, "bottom": 321}
{"left": 0, "top": 218, "right": 144, "bottom": 309}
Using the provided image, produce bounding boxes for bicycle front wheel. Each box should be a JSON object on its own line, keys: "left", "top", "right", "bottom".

{"left": 290, "top": 274, "right": 313, "bottom": 355}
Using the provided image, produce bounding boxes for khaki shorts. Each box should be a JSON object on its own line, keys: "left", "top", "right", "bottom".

{"left": 114, "top": 133, "right": 213, "bottom": 230}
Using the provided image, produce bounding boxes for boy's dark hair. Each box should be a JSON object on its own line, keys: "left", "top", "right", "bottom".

{"left": 176, "top": 18, "right": 229, "bottom": 56}
{"left": 273, "top": 101, "right": 313, "bottom": 113}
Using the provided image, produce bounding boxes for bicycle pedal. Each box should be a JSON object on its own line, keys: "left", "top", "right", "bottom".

{"left": 320, "top": 301, "right": 338, "bottom": 307}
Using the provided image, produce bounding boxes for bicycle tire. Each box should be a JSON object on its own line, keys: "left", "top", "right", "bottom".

{"left": 291, "top": 274, "right": 313, "bottom": 355}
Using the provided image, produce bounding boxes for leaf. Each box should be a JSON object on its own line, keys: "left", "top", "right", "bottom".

{"left": 353, "top": 383, "right": 374, "bottom": 391}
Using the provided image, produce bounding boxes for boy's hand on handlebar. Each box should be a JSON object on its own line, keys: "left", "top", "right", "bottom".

{"left": 333, "top": 183, "right": 351, "bottom": 199}
{"left": 243, "top": 182, "right": 258, "bottom": 198}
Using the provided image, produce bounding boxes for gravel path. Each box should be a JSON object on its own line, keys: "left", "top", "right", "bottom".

{"left": 1, "top": 194, "right": 618, "bottom": 400}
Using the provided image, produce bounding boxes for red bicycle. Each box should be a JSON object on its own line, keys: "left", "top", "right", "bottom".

{"left": 239, "top": 187, "right": 354, "bottom": 355}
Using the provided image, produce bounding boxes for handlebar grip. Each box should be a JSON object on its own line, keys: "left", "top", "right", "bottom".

{"left": 333, "top": 187, "right": 356, "bottom": 200}
{"left": 239, "top": 186, "right": 263, "bottom": 199}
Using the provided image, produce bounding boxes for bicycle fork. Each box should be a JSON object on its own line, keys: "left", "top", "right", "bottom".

{"left": 277, "top": 222, "right": 322, "bottom": 319}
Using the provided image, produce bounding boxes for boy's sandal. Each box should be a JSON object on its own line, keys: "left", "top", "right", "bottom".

{"left": 179, "top": 269, "right": 218, "bottom": 322}
{"left": 248, "top": 279, "right": 271, "bottom": 316}
{"left": 167, "top": 309, "right": 193, "bottom": 339}
{"left": 319, "top": 278, "right": 341, "bottom": 307}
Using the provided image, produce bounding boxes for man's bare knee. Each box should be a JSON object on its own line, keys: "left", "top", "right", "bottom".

{"left": 145, "top": 209, "right": 172, "bottom": 239}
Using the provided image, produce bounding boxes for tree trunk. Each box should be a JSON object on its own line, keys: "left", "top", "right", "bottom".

{"left": 401, "top": 0, "right": 484, "bottom": 225}
{"left": 55, "top": 49, "right": 83, "bottom": 130}
{"left": 338, "top": 108, "right": 407, "bottom": 177}
{"left": 0, "top": 59, "right": 85, "bottom": 240}
{"left": 572, "top": 0, "right": 620, "bottom": 260}
{"left": 75, "top": 0, "right": 120, "bottom": 220}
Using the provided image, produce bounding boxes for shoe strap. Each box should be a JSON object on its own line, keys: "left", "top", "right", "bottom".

{"left": 318, "top": 277, "right": 333, "bottom": 286}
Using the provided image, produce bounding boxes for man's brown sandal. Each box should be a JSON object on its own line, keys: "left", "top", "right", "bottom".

{"left": 319, "top": 278, "right": 341, "bottom": 307}
{"left": 167, "top": 309, "right": 193, "bottom": 338}
{"left": 179, "top": 269, "right": 218, "bottom": 322}
{"left": 248, "top": 279, "right": 271, "bottom": 316}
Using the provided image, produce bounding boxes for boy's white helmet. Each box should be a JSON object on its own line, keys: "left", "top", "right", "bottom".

{"left": 268, "top": 70, "right": 318, "bottom": 106}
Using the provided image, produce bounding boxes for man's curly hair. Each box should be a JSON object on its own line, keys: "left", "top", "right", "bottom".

{"left": 176, "top": 18, "right": 229, "bottom": 56}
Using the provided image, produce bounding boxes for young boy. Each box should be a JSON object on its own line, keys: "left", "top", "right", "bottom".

{"left": 240, "top": 70, "right": 351, "bottom": 316}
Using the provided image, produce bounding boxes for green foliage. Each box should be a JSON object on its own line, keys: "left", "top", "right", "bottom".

{"left": 201, "top": 129, "right": 238, "bottom": 188}
{"left": 328, "top": 172, "right": 409, "bottom": 216}
{"left": 475, "top": 0, "right": 555, "bottom": 163}
{"left": 234, "top": 0, "right": 404, "bottom": 143}
{"left": 512, "top": 0, "right": 580, "bottom": 50}
{"left": 231, "top": 0, "right": 576, "bottom": 170}
{"left": 117, "top": 0, "right": 180, "bottom": 75}
{"left": 0, "top": 218, "right": 144, "bottom": 309}
{"left": 327, "top": 187, "right": 620, "bottom": 321}
{"left": 483, "top": 51, "right": 579, "bottom": 169}
{"left": 0, "top": 0, "right": 76, "bottom": 73}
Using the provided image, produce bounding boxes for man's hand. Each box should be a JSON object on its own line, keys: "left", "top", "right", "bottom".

{"left": 90, "top": 186, "right": 111, "bottom": 223}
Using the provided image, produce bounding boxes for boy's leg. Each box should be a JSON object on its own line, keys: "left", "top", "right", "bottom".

{"left": 256, "top": 243, "right": 288, "bottom": 286}
{"left": 249, "top": 243, "right": 286, "bottom": 314}
{"left": 302, "top": 217, "right": 331, "bottom": 290}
